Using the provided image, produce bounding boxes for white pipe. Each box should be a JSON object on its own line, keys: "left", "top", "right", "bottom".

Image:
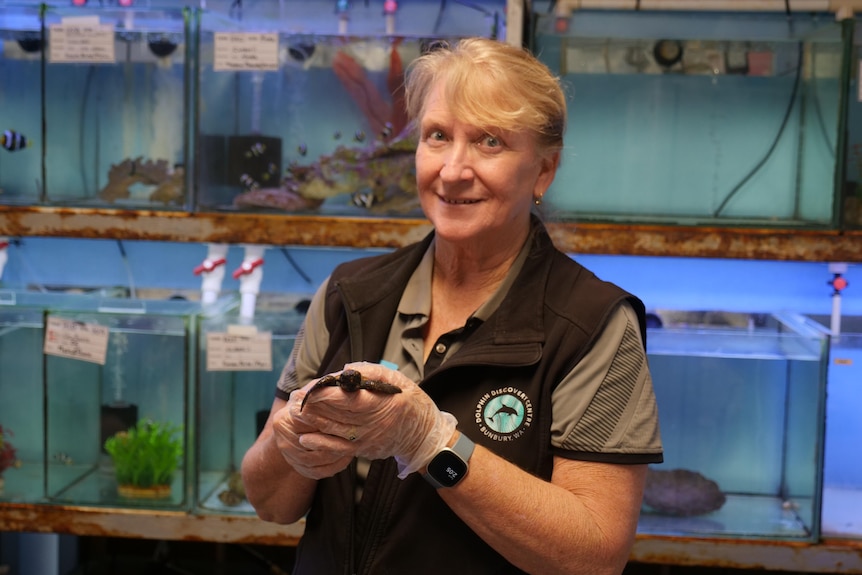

{"left": 0, "top": 238, "right": 8, "bottom": 283}
{"left": 554, "top": 0, "right": 862, "bottom": 16}
{"left": 506, "top": 0, "right": 524, "bottom": 46}
{"left": 195, "top": 243, "right": 229, "bottom": 306}
{"left": 384, "top": 0, "right": 397, "bottom": 36}
{"left": 828, "top": 262, "right": 849, "bottom": 339}
{"left": 831, "top": 292, "right": 842, "bottom": 338}
{"left": 250, "top": 73, "right": 264, "bottom": 135}
{"left": 234, "top": 245, "right": 267, "bottom": 321}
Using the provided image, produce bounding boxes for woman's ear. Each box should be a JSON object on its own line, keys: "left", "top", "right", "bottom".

{"left": 534, "top": 150, "right": 561, "bottom": 198}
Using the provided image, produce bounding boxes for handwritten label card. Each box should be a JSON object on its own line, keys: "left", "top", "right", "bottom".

{"left": 213, "top": 32, "right": 279, "bottom": 71}
{"left": 44, "top": 316, "right": 110, "bottom": 365}
{"left": 207, "top": 328, "right": 273, "bottom": 371}
{"left": 49, "top": 17, "right": 115, "bottom": 64}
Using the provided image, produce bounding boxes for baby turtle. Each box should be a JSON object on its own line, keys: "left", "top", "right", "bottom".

{"left": 300, "top": 368, "right": 402, "bottom": 411}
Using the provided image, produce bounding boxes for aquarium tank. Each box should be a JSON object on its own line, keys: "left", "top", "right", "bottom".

{"left": 0, "top": 289, "right": 115, "bottom": 504}
{"left": 40, "top": 3, "right": 190, "bottom": 208}
{"left": 641, "top": 310, "right": 829, "bottom": 541}
{"left": 532, "top": 9, "right": 847, "bottom": 228}
{"left": 841, "top": 20, "right": 862, "bottom": 229}
{"left": 195, "top": 297, "right": 306, "bottom": 515}
{"left": 192, "top": 0, "right": 504, "bottom": 216}
{"left": 808, "top": 314, "right": 862, "bottom": 539}
{"left": 0, "top": 3, "right": 42, "bottom": 204}
{"left": 43, "top": 296, "right": 233, "bottom": 511}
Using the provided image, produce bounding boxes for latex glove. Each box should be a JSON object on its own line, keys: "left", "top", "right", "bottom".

{"left": 269, "top": 386, "right": 357, "bottom": 480}
{"left": 300, "top": 361, "right": 457, "bottom": 479}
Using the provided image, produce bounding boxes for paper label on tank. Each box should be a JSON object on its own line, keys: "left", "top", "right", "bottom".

{"left": 207, "top": 331, "right": 273, "bottom": 371}
{"left": 214, "top": 32, "right": 279, "bottom": 71}
{"left": 43, "top": 316, "right": 109, "bottom": 364}
{"left": 48, "top": 20, "right": 115, "bottom": 64}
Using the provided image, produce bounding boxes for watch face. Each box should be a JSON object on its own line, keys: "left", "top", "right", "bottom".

{"left": 427, "top": 449, "right": 468, "bottom": 488}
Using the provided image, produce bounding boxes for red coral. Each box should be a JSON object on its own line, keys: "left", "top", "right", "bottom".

{"left": 0, "top": 425, "right": 17, "bottom": 475}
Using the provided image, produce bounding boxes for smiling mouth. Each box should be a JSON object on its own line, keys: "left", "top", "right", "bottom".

{"left": 441, "top": 197, "right": 480, "bottom": 205}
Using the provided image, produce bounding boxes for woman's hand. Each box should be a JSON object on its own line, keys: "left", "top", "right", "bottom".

{"left": 300, "top": 362, "right": 457, "bottom": 478}
{"left": 269, "top": 384, "right": 357, "bottom": 480}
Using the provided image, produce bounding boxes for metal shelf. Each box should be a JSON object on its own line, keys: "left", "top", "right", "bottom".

{"left": 1, "top": 206, "right": 861, "bottom": 262}
{"left": 1, "top": 503, "right": 861, "bottom": 572}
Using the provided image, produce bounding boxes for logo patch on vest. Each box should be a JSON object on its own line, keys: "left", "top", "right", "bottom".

{"left": 475, "top": 387, "right": 533, "bottom": 441}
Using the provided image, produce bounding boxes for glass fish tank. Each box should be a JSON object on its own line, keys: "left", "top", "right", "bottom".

{"left": 44, "top": 297, "right": 233, "bottom": 511}
{"left": 0, "top": 4, "right": 42, "bottom": 204}
{"left": 0, "top": 289, "right": 112, "bottom": 504}
{"left": 41, "top": 4, "right": 190, "bottom": 208}
{"left": 841, "top": 24, "right": 862, "bottom": 229}
{"left": 532, "top": 10, "right": 846, "bottom": 228}
{"left": 192, "top": 0, "right": 504, "bottom": 216}
{"left": 641, "top": 310, "right": 829, "bottom": 541}
{"left": 195, "top": 297, "right": 307, "bottom": 515}
{"left": 809, "top": 314, "right": 862, "bottom": 539}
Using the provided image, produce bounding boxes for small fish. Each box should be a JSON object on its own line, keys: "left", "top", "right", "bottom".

{"left": 333, "top": 130, "right": 342, "bottom": 140}
{"left": 352, "top": 191, "right": 375, "bottom": 209}
{"left": 53, "top": 452, "right": 73, "bottom": 466}
{"left": 239, "top": 173, "right": 259, "bottom": 190}
{"left": 354, "top": 130, "right": 366, "bottom": 143}
{"left": 1, "top": 130, "right": 28, "bottom": 152}
{"left": 380, "top": 122, "right": 393, "bottom": 140}
{"left": 245, "top": 142, "right": 266, "bottom": 158}
{"left": 297, "top": 143, "right": 308, "bottom": 157}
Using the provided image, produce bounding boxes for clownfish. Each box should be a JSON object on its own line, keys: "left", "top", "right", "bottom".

{"left": 1, "top": 130, "right": 28, "bottom": 152}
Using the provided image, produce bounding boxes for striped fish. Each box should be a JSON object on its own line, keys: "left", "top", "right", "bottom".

{"left": 1, "top": 130, "right": 28, "bottom": 152}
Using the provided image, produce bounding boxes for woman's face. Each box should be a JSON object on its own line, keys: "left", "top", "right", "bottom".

{"left": 415, "top": 82, "right": 558, "bottom": 249}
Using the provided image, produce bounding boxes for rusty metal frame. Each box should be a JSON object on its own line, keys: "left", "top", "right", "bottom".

{"left": 1, "top": 503, "right": 861, "bottom": 571}
{"left": 1, "top": 207, "right": 861, "bottom": 262}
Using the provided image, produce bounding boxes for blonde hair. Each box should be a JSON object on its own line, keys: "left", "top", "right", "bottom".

{"left": 404, "top": 38, "right": 567, "bottom": 155}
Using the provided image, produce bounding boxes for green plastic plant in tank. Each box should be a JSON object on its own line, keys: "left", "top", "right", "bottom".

{"left": 104, "top": 419, "right": 183, "bottom": 498}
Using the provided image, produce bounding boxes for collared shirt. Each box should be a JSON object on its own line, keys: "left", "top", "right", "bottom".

{"left": 278, "top": 235, "right": 655, "bottom": 454}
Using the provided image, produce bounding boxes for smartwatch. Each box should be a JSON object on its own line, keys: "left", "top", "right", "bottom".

{"left": 423, "top": 432, "right": 475, "bottom": 489}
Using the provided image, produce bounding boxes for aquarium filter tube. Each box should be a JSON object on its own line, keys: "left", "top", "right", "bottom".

{"left": 101, "top": 331, "right": 139, "bottom": 451}
{"left": 233, "top": 245, "right": 266, "bottom": 321}
{"left": 384, "top": 0, "right": 398, "bottom": 35}
{"left": 828, "top": 262, "right": 850, "bottom": 338}
{"left": 194, "top": 243, "right": 229, "bottom": 305}
{"left": 0, "top": 238, "right": 8, "bottom": 282}
{"left": 336, "top": 0, "right": 350, "bottom": 35}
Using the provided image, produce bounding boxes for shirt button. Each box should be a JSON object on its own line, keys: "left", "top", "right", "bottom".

{"left": 434, "top": 342, "right": 447, "bottom": 354}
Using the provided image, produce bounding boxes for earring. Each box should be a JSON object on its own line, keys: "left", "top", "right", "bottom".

{"left": 534, "top": 195, "right": 543, "bottom": 206}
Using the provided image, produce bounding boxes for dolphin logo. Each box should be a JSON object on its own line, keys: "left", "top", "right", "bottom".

{"left": 487, "top": 404, "right": 518, "bottom": 425}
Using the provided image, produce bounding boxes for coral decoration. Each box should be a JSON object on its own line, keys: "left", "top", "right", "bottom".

{"left": 0, "top": 425, "right": 18, "bottom": 476}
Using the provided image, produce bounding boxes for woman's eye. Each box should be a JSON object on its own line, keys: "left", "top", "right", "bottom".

{"left": 428, "top": 130, "right": 445, "bottom": 141}
{"left": 482, "top": 135, "right": 501, "bottom": 148}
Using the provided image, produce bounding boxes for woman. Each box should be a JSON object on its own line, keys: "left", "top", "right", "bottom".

{"left": 241, "top": 37, "right": 662, "bottom": 575}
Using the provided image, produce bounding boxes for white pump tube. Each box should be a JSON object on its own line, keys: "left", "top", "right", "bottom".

{"left": 828, "top": 262, "right": 849, "bottom": 339}
{"left": 195, "top": 243, "right": 229, "bottom": 305}
{"left": 384, "top": 0, "right": 397, "bottom": 35}
{"left": 0, "top": 237, "right": 8, "bottom": 283}
{"left": 234, "top": 245, "right": 267, "bottom": 321}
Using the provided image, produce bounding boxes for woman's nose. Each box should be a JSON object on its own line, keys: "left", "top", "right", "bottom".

{"left": 440, "top": 143, "right": 473, "bottom": 181}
